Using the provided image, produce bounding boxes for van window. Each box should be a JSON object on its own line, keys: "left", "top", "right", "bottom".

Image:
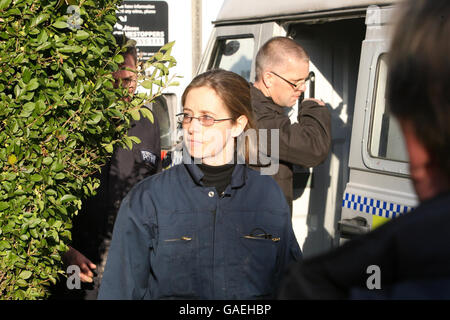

{"left": 209, "top": 37, "right": 254, "bottom": 81}
{"left": 369, "top": 54, "right": 408, "bottom": 162}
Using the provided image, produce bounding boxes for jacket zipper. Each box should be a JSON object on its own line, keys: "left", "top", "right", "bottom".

{"left": 212, "top": 206, "right": 216, "bottom": 298}
{"left": 212, "top": 192, "right": 225, "bottom": 298}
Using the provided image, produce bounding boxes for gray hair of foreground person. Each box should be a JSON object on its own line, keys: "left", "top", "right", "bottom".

{"left": 387, "top": 0, "right": 450, "bottom": 185}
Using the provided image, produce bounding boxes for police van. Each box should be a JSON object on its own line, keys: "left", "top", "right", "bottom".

{"left": 191, "top": 0, "right": 417, "bottom": 258}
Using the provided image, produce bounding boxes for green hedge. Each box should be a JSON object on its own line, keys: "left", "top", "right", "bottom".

{"left": 0, "top": 0, "right": 177, "bottom": 299}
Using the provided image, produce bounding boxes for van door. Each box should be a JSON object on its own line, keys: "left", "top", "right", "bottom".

{"left": 287, "top": 17, "right": 366, "bottom": 257}
{"left": 147, "top": 94, "right": 178, "bottom": 167}
{"left": 338, "top": 5, "right": 417, "bottom": 242}
{"left": 197, "top": 22, "right": 286, "bottom": 80}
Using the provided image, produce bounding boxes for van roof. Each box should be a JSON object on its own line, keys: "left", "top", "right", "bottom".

{"left": 214, "top": 0, "right": 397, "bottom": 25}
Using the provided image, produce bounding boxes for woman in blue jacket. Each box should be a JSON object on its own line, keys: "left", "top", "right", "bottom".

{"left": 98, "top": 69, "right": 302, "bottom": 299}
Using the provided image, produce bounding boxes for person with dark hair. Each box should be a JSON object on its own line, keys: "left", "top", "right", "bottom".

{"left": 277, "top": 0, "right": 450, "bottom": 299}
{"left": 251, "top": 36, "right": 331, "bottom": 213}
{"left": 60, "top": 35, "right": 162, "bottom": 299}
{"left": 98, "top": 69, "right": 301, "bottom": 299}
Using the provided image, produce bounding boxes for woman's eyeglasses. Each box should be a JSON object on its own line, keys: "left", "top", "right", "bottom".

{"left": 270, "top": 71, "right": 310, "bottom": 91}
{"left": 176, "top": 113, "right": 233, "bottom": 127}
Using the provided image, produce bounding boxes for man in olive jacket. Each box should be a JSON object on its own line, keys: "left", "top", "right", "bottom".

{"left": 251, "top": 36, "right": 331, "bottom": 212}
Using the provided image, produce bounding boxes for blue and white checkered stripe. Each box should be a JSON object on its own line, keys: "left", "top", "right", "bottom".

{"left": 342, "top": 193, "right": 413, "bottom": 219}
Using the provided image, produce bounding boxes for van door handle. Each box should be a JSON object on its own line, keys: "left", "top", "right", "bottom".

{"left": 308, "top": 71, "right": 315, "bottom": 98}
{"left": 338, "top": 216, "right": 370, "bottom": 239}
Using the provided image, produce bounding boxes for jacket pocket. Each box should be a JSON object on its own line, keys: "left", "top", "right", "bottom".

{"left": 236, "top": 227, "right": 280, "bottom": 297}
{"left": 153, "top": 211, "right": 197, "bottom": 298}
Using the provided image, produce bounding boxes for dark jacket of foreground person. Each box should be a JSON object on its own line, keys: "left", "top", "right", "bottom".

{"left": 278, "top": 192, "right": 450, "bottom": 299}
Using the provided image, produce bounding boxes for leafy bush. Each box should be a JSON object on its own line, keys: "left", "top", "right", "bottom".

{"left": 0, "top": 0, "right": 177, "bottom": 299}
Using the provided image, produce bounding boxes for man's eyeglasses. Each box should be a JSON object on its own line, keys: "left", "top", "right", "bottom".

{"left": 176, "top": 113, "right": 233, "bottom": 127}
{"left": 270, "top": 71, "right": 310, "bottom": 90}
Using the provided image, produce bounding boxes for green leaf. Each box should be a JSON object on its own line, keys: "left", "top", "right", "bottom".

{"left": 20, "top": 102, "right": 36, "bottom": 117}
{"left": 60, "top": 194, "right": 77, "bottom": 203}
{"left": 59, "top": 45, "right": 82, "bottom": 53}
{"left": 45, "top": 189, "right": 57, "bottom": 196}
{"left": 43, "top": 157, "right": 53, "bottom": 165}
{"left": 0, "top": 0, "right": 12, "bottom": 10}
{"left": 19, "top": 234, "right": 29, "bottom": 241}
{"left": 113, "top": 54, "right": 124, "bottom": 64}
{"left": 22, "top": 67, "right": 32, "bottom": 84}
{"left": 8, "top": 154, "right": 17, "bottom": 165}
{"left": 63, "top": 65, "right": 74, "bottom": 81}
{"left": 36, "top": 42, "right": 52, "bottom": 51}
{"left": 75, "top": 30, "right": 89, "bottom": 41}
{"left": 19, "top": 270, "right": 32, "bottom": 280}
{"left": 52, "top": 21, "right": 69, "bottom": 29}
{"left": 160, "top": 41, "right": 175, "bottom": 52}
{"left": 129, "top": 136, "right": 141, "bottom": 144}
{"left": 0, "top": 201, "right": 9, "bottom": 211}
{"left": 31, "top": 173, "right": 43, "bottom": 182}
{"left": 141, "top": 80, "right": 153, "bottom": 89}
{"left": 0, "top": 240, "right": 11, "bottom": 251}
{"left": 16, "top": 279, "right": 28, "bottom": 287}
{"left": 140, "top": 107, "right": 154, "bottom": 123}
{"left": 26, "top": 78, "right": 39, "bottom": 91}
{"left": 75, "top": 69, "right": 85, "bottom": 78}
{"left": 50, "top": 161, "right": 64, "bottom": 172}
{"left": 29, "top": 228, "right": 38, "bottom": 239}
{"left": 37, "top": 29, "right": 48, "bottom": 44}
{"left": 123, "top": 136, "right": 133, "bottom": 150}
{"left": 104, "top": 143, "right": 114, "bottom": 153}
{"left": 14, "top": 84, "right": 22, "bottom": 99}
{"left": 87, "top": 112, "right": 102, "bottom": 124}
{"left": 30, "top": 13, "right": 50, "bottom": 28}
{"left": 29, "top": 218, "right": 41, "bottom": 228}
{"left": 54, "top": 172, "right": 65, "bottom": 180}
{"left": 129, "top": 109, "right": 140, "bottom": 121}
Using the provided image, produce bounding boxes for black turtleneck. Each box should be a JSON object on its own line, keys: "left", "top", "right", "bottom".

{"left": 197, "top": 162, "right": 236, "bottom": 196}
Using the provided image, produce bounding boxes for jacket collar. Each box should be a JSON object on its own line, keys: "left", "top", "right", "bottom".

{"left": 250, "top": 84, "right": 284, "bottom": 115}
{"left": 184, "top": 162, "right": 247, "bottom": 190}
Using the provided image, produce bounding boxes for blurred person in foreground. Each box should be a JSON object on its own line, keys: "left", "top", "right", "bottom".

{"left": 278, "top": 0, "right": 450, "bottom": 299}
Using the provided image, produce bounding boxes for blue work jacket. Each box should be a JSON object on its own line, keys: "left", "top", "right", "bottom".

{"left": 98, "top": 163, "right": 302, "bottom": 299}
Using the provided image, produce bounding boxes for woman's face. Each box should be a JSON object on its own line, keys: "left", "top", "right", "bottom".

{"left": 182, "top": 86, "right": 246, "bottom": 166}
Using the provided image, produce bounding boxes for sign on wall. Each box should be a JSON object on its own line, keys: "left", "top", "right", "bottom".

{"left": 113, "top": 1, "right": 169, "bottom": 61}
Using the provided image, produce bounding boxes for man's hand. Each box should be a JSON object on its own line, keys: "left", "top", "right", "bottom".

{"left": 64, "top": 246, "right": 97, "bottom": 283}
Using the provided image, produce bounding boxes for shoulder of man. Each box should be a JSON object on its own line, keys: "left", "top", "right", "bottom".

{"left": 250, "top": 84, "right": 285, "bottom": 116}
